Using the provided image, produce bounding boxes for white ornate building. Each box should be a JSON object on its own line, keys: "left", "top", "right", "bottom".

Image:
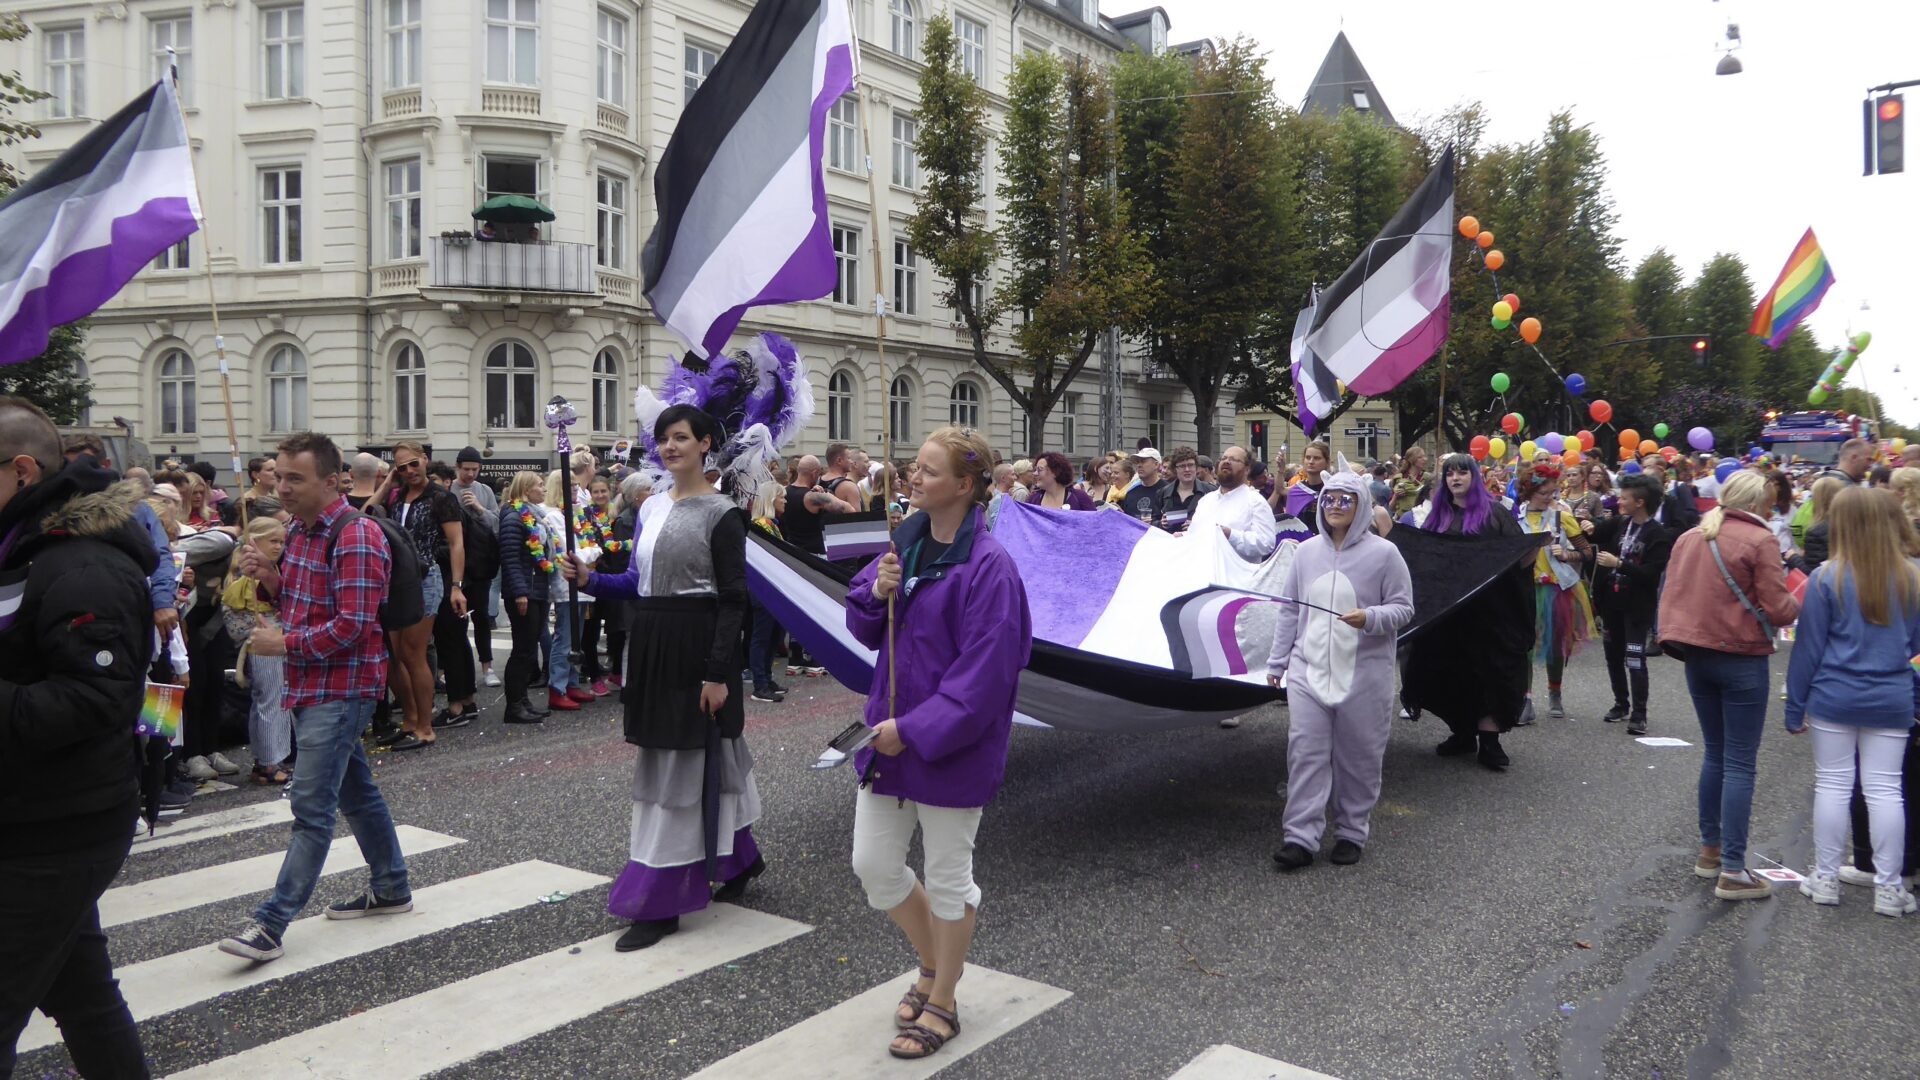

{"left": 0, "top": 0, "right": 1224, "bottom": 480}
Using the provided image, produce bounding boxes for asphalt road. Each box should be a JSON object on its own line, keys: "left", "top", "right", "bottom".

{"left": 20, "top": 642, "right": 1920, "bottom": 1080}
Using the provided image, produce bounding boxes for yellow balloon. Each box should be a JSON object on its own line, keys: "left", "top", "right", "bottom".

{"left": 1488, "top": 437, "right": 1507, "bottom": 460}
{"left": 1892, "top": 438, "right": 1909, "bottom": 454}
{"left": 1519, "top": 440, "right": 1538, "bottom": 460}
{"left": 1491, "top": 301, "right": 1514, "bottom": 322}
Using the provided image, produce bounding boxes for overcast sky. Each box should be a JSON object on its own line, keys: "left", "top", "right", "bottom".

{"left": 1146, "top": 0, "right": 1920, "bottom": 425}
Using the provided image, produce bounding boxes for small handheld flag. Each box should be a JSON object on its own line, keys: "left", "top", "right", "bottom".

{"left": 138, "top": 682, "right": 185, "bottom": 746}
{"left": 1750, "top": 228, "right": 1835, "bottom": 350}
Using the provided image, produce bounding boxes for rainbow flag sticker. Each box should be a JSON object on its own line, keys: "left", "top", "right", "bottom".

{"left": 1910, "top": 654, "right": 1920, "bottom": 676}
{"left": 139, "top": 682, "right": 185, "bottom": 745}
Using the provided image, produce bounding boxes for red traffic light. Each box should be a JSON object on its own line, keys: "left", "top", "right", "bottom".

{"left": 1693, "top": 339, "right": 1708, "bottom": 352}
{"left": 1883, "top": 98, "right": 1905, "bottom": 122}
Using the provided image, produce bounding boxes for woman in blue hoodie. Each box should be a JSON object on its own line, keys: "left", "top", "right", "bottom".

{"left": 845, "top": 426, "right": 1032, "bottom": 1062}
{"left": 1786, "top": 486, "right": 1920, "bottom": 917}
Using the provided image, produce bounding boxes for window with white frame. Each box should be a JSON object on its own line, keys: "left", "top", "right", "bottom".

{"left": 485, "top": 0, "right": 538, "bottom": 86}
{"left": 260, "top": 167, "right": 302, "bottom": 264}
{"left": 71, "top": 355, "right": 90, "bottom": 426}
{"left": 953, "top": 271, "right": 987, "bottom": 319}
{"left": 892, "top": 238, "right": 918, "bottom": 317}
{"left": 44, "top": 26, "right": 83, "bottom": 118}
{"left": 266, "top": 344, "right": 308, "bottom": 433}
{"left": 889, "top": 376, "right": 913, "bottom": 444}
{"left": 385, "top": 158, "right": 421, "bottom": 261}
{"left": 260, "top": 6, "right": 303, "bottom": 100}
{"left": 158, "top": 349, "right": 195, "bottom": 435}
{"left": 1012, "top": 410, "right": 1027, "bottom": 455}
{"left": 958, "top": 15, "right": 987, "bottom": 84}
{"left": 683, "top": 41, "right": 717, "bottom": 105}
{"left": 891, "top": 113, "right": 918, "bottom": 188}
{"left": 393, "top": 342, "right": 426, "bottom": 431}
{"left": 385, "top": 0, "right": 421, "bottom": 89}
{"left": 1147, "top": 403, "right": 1167, "bottom": 451}
{"left": 1080, "top": 0, "right": 1097, "bottom": 23}
{"left": 152, "top": 238, "right": 189, "bottom": 272}
{"left": 486, "top": 341, "right": 538, "bottom": 430}
{"left": 1061, "top": 391, "right": 1080, "bottom": 454}
{"left": 949, "top": 381, "right": 980, "bottom": 429}
{"left": 828, "top": 370, "right": 853, "bottom": 441}
{"left": 596, "top": 9, "right": 627, "bottom": 106}
{"left": 595, "top": 172, "right": 626, "bottom": 269}
{"left": 828, "top": 95, "right": 858, "bottom": 172}
{"left": 150, "top": 16, "right": 191, "bottom": 106}
{"left": 831, "top": 225, "right": 859, "bottom": 305}
{"left": 592, "top": 348, "right": 622, "bottom": 432}
{"left": 888, "top": 0, "right": 916, "bottom": 60}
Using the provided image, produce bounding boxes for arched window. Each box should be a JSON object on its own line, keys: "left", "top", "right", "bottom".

{"left": 888, "top": 375, "right": 913, "bottom": 445}
{"left": 158, "top": 349, "right": 196, "bottom": 435}
{"left": 393, "top": 342, "right": 426, "bottom": 431}
{"left": 948, "top": 380, "right": 980, "bottom": 430}
{"left": 827, "top": 370, "right": 853, "bottom": 441}
{"left": 592, "top": 347, "right": 622, "bottom": 433}
{"left": 267, "top": 344, "right": 308, "bottom": 433}
{"left": 485, "top": 340, "right": 538, "bottom": 430}
{"left": 888, "top": 0, "right": 916, "bottom": 60}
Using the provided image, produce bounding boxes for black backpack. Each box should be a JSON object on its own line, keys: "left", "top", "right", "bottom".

{"left": 458, "top": 501, "right": 500, "bottom": 588}
{"left": 324, "top": 509, "right": 425, "bottom": 629}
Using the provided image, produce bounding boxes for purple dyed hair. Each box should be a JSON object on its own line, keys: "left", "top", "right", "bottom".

{"left": 1424, "top": 453, "right": 1496, "bottom": 535}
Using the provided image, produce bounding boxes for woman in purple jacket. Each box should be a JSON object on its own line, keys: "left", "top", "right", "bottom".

{"left": 846, "top": 426, "right": 1032, "bottom": 1061}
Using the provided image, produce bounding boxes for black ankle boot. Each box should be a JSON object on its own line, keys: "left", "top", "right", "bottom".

{"left": 615, "top": 917, "right": 680, "bottom": 952}
{"left": 712, "top": 856, "right": 766, "bottom": 902}
{"left": 1436, "top": 732, "right": 1477, "bottom": 756}
{"left": 1477, "top": 732, "right": 1510, "bottom": 770}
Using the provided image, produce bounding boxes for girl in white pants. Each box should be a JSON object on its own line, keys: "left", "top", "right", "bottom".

{"left": 1784, "top": 486, "right": 1920, "bottom": 916}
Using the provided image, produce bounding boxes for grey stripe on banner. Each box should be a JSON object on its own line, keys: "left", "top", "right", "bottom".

{"left": 645, "top": 1, "right": 826, "bottom": 323}
{"left": 0, "top": 98, "right": 187, "bottom": 291}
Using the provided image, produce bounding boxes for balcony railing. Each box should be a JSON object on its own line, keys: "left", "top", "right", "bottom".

{"left": 382, "top": 88, "right": 422, "bottom": 120}
{"left": 594, "top": 102, "right": 630, "bottom": 138}
{"left": 427, "top": 237, "right": 596, "bottom": 294}
{"left": 481, "top": 86, "right": 541, "bottom": 117}
{"left": 374, "top": 261, "right": 421, "bottom": 294}
{"left": 600, "top": 272, "right": 636, "bottom": 302}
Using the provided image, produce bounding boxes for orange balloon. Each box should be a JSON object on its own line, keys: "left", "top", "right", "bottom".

{"left": 1576, "top": 429, "right": 1595, "bottom": 451}
{"left": 1638, "top": 439, "right": 1658, "bottom": 457}
{"left": 1502, "top": 293, "right": 1521, "bottom": 313}
{"left": 1660, "top": 446, "right": 1679, "bottom": 462}
{"left": 1483, "top": 250, "right": 1505, "bottom": 271}
{"left": 1562, "top": 448, "right": 1583, "bottom": 469}
{"left": 1476, "top": 231, "right": 1496, "bottom": 250}
{"left": 1458, "top": 215, "right": 1480, "bottom": 239}
{"left": 1619, "top": 428, "right": 1640, "bottom": 449}
{"left": 1519, "top": 317, "right": 1542, "bottom": 344}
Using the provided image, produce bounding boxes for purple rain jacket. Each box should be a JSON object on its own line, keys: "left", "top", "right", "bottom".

{"left": 846, "top": 504, "right": 1032, "bottom": 809}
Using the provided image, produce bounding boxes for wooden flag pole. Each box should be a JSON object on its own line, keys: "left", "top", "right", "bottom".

{"left": 855, "top": 60, "right": 899, "bottom": 722}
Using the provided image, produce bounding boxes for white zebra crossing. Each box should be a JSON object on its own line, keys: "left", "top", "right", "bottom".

{"left": 686, "top": 965, "right": 1072, "bottom": 1079}
{"left": 129, "top": 799, "right": 295, "bottom": 852}
{"left": 20, "top": 860, "right": 607, "bottom": 1054}
{"left": 1170, "top": 1044, "right": 1345, "bottom": 1079}
{"left": 99, "top": 825, "right": 463, "bottom": 928}
{"left": 170, "top": 904, "right": 811, "bottom": 1079}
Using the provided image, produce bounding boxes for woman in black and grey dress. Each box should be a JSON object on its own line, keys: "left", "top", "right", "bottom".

{"left": 563, "top": 405, "right": 765, "bottom": 952}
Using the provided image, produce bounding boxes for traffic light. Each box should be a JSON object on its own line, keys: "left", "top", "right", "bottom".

{"left": 1693, "top": 338, "right": 1709, "bottom": 355}
{"left": 1877, "top": 94, "right": 1905, "bottom": 174}
{"left": 1249, "top": 420, "right": 1268, "bottom": 458}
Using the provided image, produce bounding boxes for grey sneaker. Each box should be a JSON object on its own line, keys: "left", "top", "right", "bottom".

{"left": 217, "top": 921, "right": 284, "bottom": 962}
{"left": 1514, "top": 698, "right": 1537, "bottom": 727}
{"left": 1839, "top": 864, "right": 1877, "bottom": 887}
{"left": 1219, "top": 716, "right": 1242, "bottom": 729}
{"left": 1799, "top": 872, "right": 1841, "bottom": 906}
{"left": 184, "top": 755, "right": 219, "bottom": 781}
{"left": 1548, "top": 692, "right": 1565, "bottom": 719}
{"left": 1874, "top": 885, "right": 1917, "bottom": 917}
{"left": 206, "top": 752, "right": 242, "bottom": 776}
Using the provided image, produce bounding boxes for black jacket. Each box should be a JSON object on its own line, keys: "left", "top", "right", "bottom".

{"left": 0, "top": 464, "right": 159, "bottom": 855}
{"left": 497, "top": 503, "right": 551, "bottom": 604}
{"left": 1591, "top": 514, "right": 1675, "bottom": 624}
{"left": 1655, "top": 486, "right": 1700, "bottom": 532}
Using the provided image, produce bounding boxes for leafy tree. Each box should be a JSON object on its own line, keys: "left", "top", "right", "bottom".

{"left": 907, "top": 15, "right": 997, "bottom": 351}
{"left": 1685, "top": 254, "right": 1758, "bottom": 396}
{"left": 0, "top": 15, "right": 92, "bottom": 423}
{"left": 1747, "top": 324, "right": 1828, "bottom": 415}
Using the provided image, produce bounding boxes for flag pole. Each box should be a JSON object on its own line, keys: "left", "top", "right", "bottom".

{"left": 853, "top": 35, "right": 899, "bottom": 724}
{"left": 165, "top": 50, "right": 244, "bottom": 524}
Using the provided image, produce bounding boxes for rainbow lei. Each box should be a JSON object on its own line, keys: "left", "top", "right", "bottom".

{"left": 574, "top": 504, "right": 630, "bottom": 553}
{"left": 511, "top": 501, "right": 554, "bottom": 573}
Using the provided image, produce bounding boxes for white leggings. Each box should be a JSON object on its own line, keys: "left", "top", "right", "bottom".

{"left": 1811, "top": 719, "right": 1910, "bottom": 888}
{"left": 850, "top": 790, "right": 984, "bottom": 921}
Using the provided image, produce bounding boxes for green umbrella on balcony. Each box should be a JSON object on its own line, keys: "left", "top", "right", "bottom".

{"left": 472, "top": 194, "right": 555, "bottom": 224}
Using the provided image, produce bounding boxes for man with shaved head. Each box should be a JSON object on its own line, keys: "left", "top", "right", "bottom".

{"left": 346, "top": 452, "right": 382, "bottom": 510}
{"left": 775, "top": 453, "right": 853, "bottom": 677}
{"left": 0, "top": 397, "right": 155, "bottom": 1075}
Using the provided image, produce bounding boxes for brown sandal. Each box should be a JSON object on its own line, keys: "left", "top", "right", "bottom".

{"left": 889, "top": 1002, "right": 959, "bottom": 1060}
{"left": 894, "top": 966, "right": 934, "bottom": 1028}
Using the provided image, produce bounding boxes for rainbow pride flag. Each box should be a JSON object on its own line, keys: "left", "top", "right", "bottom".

{"left": 1750, "top": 228, "right": 1835, "bottom": 349}
{"left": 138, "top": 681, "right": 184, "bottom": 745}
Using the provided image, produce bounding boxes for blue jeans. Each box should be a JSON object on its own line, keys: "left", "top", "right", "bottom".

{"left": 1684, "top": 649, "right": 1772, "bottom": 873}
{"left": 253, "top": 697, "right": 409, "bottom": 938}
{"left": 548, "top": 600, "right": 577, "bottom": 692}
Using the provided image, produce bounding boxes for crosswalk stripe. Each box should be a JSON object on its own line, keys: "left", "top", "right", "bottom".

{"left": 20, "top": 860, "right": 608, "bottom": 1054}
{"left": 1169, "top": 1044, "right": 1344, "bottom": 1080}
{"left": 99, "top": 826, "right": 464, "bottom": 929}
{"left": 169, "top": 903, "right": 811, "bottom": 1079}
{"left": 130, "top": 800, "right": 295, "bottom": 852}
{"left": 686, "top": 965, "right": 1072, "bottom": 1079}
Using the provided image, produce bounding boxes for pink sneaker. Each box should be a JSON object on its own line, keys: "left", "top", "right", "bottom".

{"left": 591, "top": 678, "right": 610, "bottom": 697}
{"left": 607, "top": 674, "right": 623, "bottom": 689}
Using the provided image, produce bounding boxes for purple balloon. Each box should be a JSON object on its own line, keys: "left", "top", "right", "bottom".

{"left": 1687, "top": 426, "right": 1714, "bottom": 451}
{"left": 1540, "top": 433, "right": 1565, "bottom": 455}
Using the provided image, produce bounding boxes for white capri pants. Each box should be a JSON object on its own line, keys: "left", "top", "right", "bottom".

{"left": 851, "top": 790, "right": 984, "bottom": 921}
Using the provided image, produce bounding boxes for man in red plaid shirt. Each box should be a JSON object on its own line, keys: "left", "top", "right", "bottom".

{"left": 218, "top": 432, "right": 412, "bottom": 963}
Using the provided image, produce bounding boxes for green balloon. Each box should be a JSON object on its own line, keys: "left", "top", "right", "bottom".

{"left": 1653, "top": 423, "right": 1670, "bottom": 439}
{"left": 1491, "top": 372, "right": 1511, "bottom": 393}
{"left": 1492, "top": 316, "right": 1510, "bottom": 330}
{"left": 1809, "top": 388, "right": 1829, "bottom": 404}
{"left": 1513, "top": 411, "right": 1525, "bottom": 430}
{"left": 1854, "top": 331, "right": 1873, "bottom": 351}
